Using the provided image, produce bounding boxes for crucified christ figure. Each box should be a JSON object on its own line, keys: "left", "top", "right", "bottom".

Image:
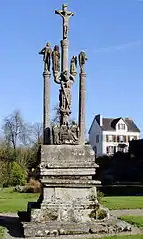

{"left": 55, "top": 4, "right": 74, "bottom": 39}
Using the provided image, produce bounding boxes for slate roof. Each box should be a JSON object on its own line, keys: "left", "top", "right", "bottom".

{"left": 102, "top": 117, "right": 140, "bottom": 132}
{"left": 89, "top": 116, "right": 140, "bottom": 133}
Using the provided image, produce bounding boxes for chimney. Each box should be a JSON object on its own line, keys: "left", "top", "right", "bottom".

{"left": 95, "top": 114, "right": 103, "bottom": 127}
{"left": 125, "top": 117, "right": 132, "bottom": 121}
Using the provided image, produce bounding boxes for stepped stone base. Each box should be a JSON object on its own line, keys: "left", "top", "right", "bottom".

{"left": 19, "top": 145, "right": 132, "bottom": 237}
{"left": 21, "top": 218, "right": 132, "bottom": 238}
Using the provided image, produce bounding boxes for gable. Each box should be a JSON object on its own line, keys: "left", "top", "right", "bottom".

{"left": 116, "top": 118, "right": 128, "bottom": 131}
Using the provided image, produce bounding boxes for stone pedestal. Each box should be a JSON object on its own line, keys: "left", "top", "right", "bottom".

{"left": 19, "top": 145, "right": 133, "bottom": 237}
{"left": 20, "top": 145, "right": 102, "bottom": 237}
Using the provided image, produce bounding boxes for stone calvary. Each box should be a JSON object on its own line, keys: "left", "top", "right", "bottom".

{"left": 19, "top": 4, "right": 133, "bottom": 238}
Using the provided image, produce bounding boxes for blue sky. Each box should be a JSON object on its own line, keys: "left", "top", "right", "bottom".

{"left": 0, "top": 0, "right": 143, "bottom": 135}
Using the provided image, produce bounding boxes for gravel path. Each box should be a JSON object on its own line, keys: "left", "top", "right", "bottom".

{"left": 111, "top": 209, "right": 143, "bottom": 217}
{"left": 0, "top": 210, "right": 143, "bottom": 238}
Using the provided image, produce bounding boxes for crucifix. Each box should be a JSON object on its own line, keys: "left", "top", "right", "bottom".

{"left": 55, "top": 4, "right": 74, "bottom": 40}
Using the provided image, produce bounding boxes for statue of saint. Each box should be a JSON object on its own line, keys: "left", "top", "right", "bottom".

{"left": 70, "top": 121, "right": 79, "bottom": 144}
{"left": 70, "top": 56, "right": 77, "bottom": 75}
{"left": 52, "top": 45, "right": 60, "bottom": 73}
{"left": 52, "top": 124, "right": 59, "bottom": 144}
{"left": 60, "top": 122, "right": 69, "bottom": 144}
{"left": 55, "top": 4, "right": 74, "bottom": 39}
{"left": 59, "top": 71, "right": 75, "bottom": 125}
{"left": 39, "top": 42, "right": 52, "bottom": 72}
{"left": 78, "top": 51, "right": 88, "bottom": 73}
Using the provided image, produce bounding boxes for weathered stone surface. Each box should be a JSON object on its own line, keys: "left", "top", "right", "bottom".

{"left": 41, "top": 144, "right": 97, "bottom": 168}
{"left": 19, "top": 135, "right": 133, "bottom": 238}
{"left": 22, "top": 219, "right": 132, "bottom": 238}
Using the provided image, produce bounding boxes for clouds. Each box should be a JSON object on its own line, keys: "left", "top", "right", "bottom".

{"left": 94, "top": 40, "right": 142, "bottom": 53}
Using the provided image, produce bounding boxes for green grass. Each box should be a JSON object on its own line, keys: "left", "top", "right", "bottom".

{"left": 0, "top": 187, "right": 39, "bottom": 213}
{"left": 102, "top": 196, "right": 143, "bottom": 210}
{"left": 119, "top": 216, "right": 143, "bottom": 228}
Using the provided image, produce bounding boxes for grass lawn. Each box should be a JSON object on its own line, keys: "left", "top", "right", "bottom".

{"left": 119, "top": 216, "right": 143, "bottom": 228}
{"left": 0, "top": 188, "right": 143, "bottom": 212}
{"left": 102, "top": 196, "right": 143, "bottom": 210}
{"left": 0, "top": 187, "right": 39, "bottom": 213}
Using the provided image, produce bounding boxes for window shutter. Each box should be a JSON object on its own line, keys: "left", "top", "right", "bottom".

{"left": 106, "top": 135, "right": 108, "bottom": 142}
{"left": 106, "top": 146, "right": 109, "bottom": 153}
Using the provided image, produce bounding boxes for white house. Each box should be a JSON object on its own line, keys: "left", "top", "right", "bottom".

{"left": 89, "top": 114, "right": 140, "bottom": 157}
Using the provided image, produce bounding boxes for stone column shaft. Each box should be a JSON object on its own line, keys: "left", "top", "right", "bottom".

{"left": 79, "top": 72, "right": 86, "bottom": 144}
{"left": 43, "top": 72, "right": 51, "bottom": 144}
{"left": 61, "top": 39, "right": 69, "bottom": 72}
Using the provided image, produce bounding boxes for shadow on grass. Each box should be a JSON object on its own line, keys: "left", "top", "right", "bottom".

{"left": 0, "top": 215, "right": 24, "bottom": 238}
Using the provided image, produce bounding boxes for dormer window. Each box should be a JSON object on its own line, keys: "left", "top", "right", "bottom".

{"left": 118, "top": 123, "right": 125, "bottom": 130}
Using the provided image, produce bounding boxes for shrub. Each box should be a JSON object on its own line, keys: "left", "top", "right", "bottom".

{"left": 97, "top": 190, "right": 104, "bottom": 204}
{"left": 23, "top": 178, "right": 41, "bottom": 193}
{"left": 96, "top": 207, "right": 108, "bottom": 220}
{"left": 10, "top": 162, "right": 27, "bottom": 186}
{"left": 0, "top": 161, "right": 9, "bottom": 187}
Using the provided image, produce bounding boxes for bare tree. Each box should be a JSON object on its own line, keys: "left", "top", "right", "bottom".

{"left": 28, "top": 122, "right": 43, "bottom": 146}
{"left": 3, "top": 110, "right": 27, "bottom": 151}
{"left": 51, "top": 104, "right": 60, "bottom": 125}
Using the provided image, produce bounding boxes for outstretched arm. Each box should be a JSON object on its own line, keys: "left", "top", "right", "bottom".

{"left": 39, "top": 47, "right": 45, "bottom": 55}
{"left": 55, "top": 10, "right": 63, "bottom": 18}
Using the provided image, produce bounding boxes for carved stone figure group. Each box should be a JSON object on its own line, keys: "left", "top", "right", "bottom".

{"left": 39, "top": 42, "right": 87, "bottom": 145}
{"left": 52, "top": 121, "right": 79, "bottom": 145}
{"left": 39, "top": 42, "right": 88, "bottom": 77}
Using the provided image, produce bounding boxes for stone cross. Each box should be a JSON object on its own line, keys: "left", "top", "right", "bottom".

{"left": 55, "top": 4, "right": 74, "bottom": 40}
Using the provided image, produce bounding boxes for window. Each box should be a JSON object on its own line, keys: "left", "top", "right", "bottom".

{"left": 129, "top": 136, "right": 134, "bottom": 141}
{"left": 96, "top": 135, "right": 99, "bottom": 143}
{"left": 118, "top": 123, "right": 125, "bottom": 130}
{"left": 109, "top": 146, "right": 114, "bottom": 154}
{"left": 108, "top": 135, "right": 113, "bottom": 142}
{"left": 119, "top": 135, "right": 124, "bottom": 142}
{"left": 106, "top": 146, "right": 114, "bottom": 154}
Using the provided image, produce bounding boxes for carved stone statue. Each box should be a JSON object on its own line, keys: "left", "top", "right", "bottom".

{"left": 78, "top": 51, "right": 88, "bottom": 73}
{"left": 52, "top": 45, "right": 60, "bottom": 73}
{"left": 55, "top": 4, "right": 74, "bottom": 39}
{"left": 70, "top": 56, "right": 77, "bottom": 76}
{"left": 39, "top": 42, "right": 52, "bottom": 72}
{"left": 52, "top": 124, "right": 60, "bottom": 144}
{"left": 59, "top": 71, "right": 75, "bottom": 125}
{"left": 60, "top": 122, "right": 69, "bottom": 144}
{"left": 70, "top": 121, "right": 79, "bottom": 144}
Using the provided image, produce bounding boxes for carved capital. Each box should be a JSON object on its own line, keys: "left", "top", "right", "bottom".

{"left": 61, "top": 39, "right": 69, "bottom": 47}
{"left": 43, "top": 71, "right": 51, "bottom": 77}
{"left": 80, "top": 72, "right": 86, "bottom": 78}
